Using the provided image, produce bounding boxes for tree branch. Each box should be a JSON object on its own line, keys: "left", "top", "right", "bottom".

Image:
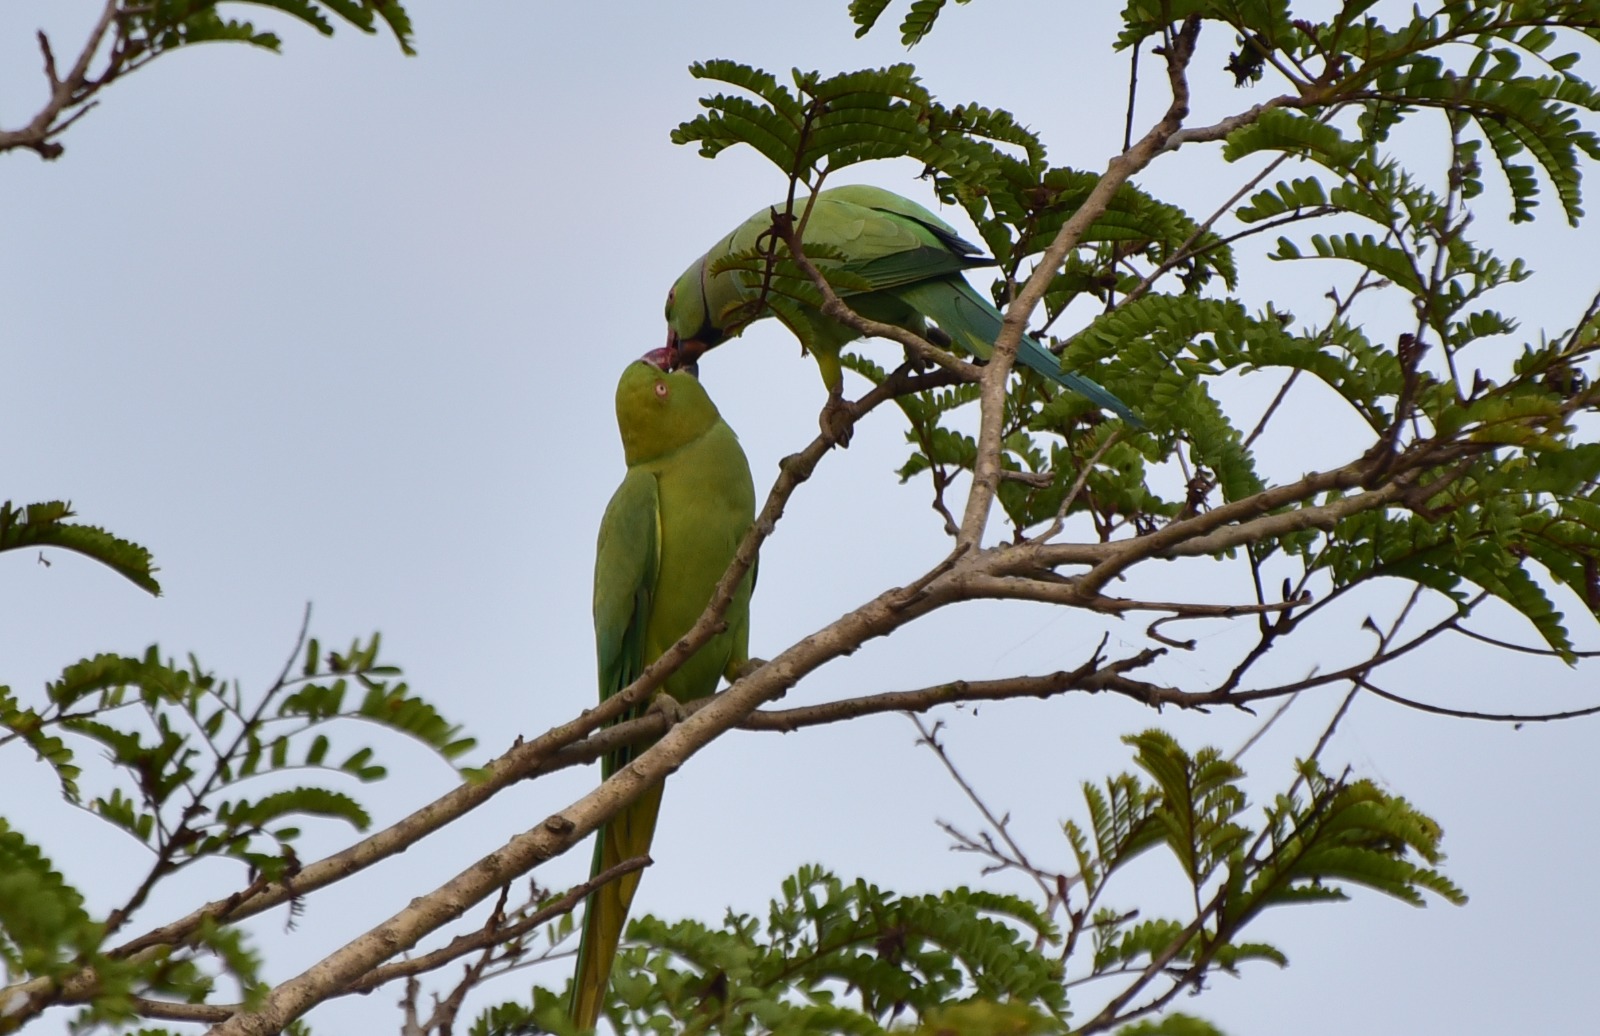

{"left": 0, "top": 2, "right": 120, "bottom": 158}
{"left": 203, "top": 372, "right": 1054, "bottom": 1031}
{"left": 5, "top": 359, "right": 926, "bottom": 1026}
{"left": 957, "top": 16, "right": 1203, "bottom": 551}
{"left": 339, "top": 856, "right": 648, "bottom": 999}
{"left": 205, "top": 561, "right": 957, "bottom": 1033}
{"left": 913, "top": 714, "right": 1060, "bottom": 904}
{"left": 1356, "top": 676, "right": 1600, "bottom": 723}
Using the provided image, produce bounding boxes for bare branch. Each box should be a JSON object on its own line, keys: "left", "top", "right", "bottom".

{"left": 1357, "top": 677, "right": 1600, "bottom": 723}
{"left": 743, "top": 647, "right": 1170, "bottom": 730}
{"left": 1228, "top": 688, "right": 1306, "bottom": 763}
{"left": 912, "top": 713, "right": 1060, "bottom": 903}
{"left": 955, "top": 570, "right": 1305, "bottom": 622}
{"left": 0, "top": 2, "right": 121, "bottom": 158}
{"left": 127, "top": 996, "right": 237, "bottom": 1023}
{"left": 205, "top": 464, "right": 1045, "bottom": 1031}
{"left": 339, "top": 856, "right": 648, "bottom": 999}
{"left": 1451, "top": 624, "right": 1600, "bottom": 659}
{"left": 6, "top": 371, "right": 911, "bottom": 1025}
{"left": 1009, "top": 442, "right": 1487, "bottom": 587}
{"left": 959, "top": 18, "right": 1204, "bottom": 551}
{"left": 1025, "top": 430, "right": 1123, "bottom": 546}
{"left": 1160, "top": 96, "right": 1307, "bottom": 150}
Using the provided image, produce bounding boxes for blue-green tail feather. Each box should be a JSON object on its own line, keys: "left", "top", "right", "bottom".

{"left": 895, "top": 278, "right": 1142, "bottom": 426}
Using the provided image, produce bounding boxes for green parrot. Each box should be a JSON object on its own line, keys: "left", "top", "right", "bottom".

{"left": 570, "top": 349, "right": 757, "bottom": 1030}
{"left": 663, "top": 183, "right": 1138, "bottom": 430}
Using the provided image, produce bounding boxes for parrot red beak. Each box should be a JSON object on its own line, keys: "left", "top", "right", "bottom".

{"left": 655, "top": 329, "right": 701, "bottom": 378}
{"left": 640, "top": 346, "right": 676, "bottom": 371}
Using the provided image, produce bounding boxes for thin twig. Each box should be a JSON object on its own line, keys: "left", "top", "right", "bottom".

{"left": 1228, "top": 687, "right": 1307, "bottom": 763}
{"left": 341, "top": 856, "right": 648, "bottom": 998}
{"left": 1356, "top": 677, "right": 1600, "bottom": 723}
{"left": 0, "top": 1, "right": 121, "bottom": 158}
{"left": 911, "top": 714, "right": 1056, "bottom": 903}
{"left": 1026, "top": 430, "right": 1124, "bottom": 545}
{"left": 961, "top": 20, "right": 1202, "bottom": 551}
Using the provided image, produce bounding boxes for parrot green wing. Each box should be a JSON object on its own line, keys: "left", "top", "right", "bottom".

{"left": 708, "top": 185, "right": 984, "bottom": 302}
{"left": 591, "top": 467, "right": 660, "bottom": 772}
{"left": 572, "top": 465, "right": 662, "bottom": 1032}
{"left": 818, "top": 187, "right": 1140, "bottom": 424}
{"left": 794, "top": 186, "right": 991, "bottom": 292}
{"left": 845, "top": 243, "right": 986, "bottom": 291}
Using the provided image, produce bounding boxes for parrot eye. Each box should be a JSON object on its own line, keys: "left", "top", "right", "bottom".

{"left": 664, "top": 287, "right": 675, "bottom": 318}
{"left": 654, "top": 381, "right": 669, "bottom": 399}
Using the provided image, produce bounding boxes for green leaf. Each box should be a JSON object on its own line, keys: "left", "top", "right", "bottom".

{"left": 674, "top": 60, "right": 1035, "bottom": 191}
{"left": 1116, "top": 1014, "right": 1228, "bottom": 1036}
{"left": 900, "top": 0, "right": 954, "bottom": 47}
{"left": 0, "top": 818, "right": 100, "bottom": 977}
{"left": 609, "top": 865, "right": 1067, "bottom": 1030}
{"left": 216, "top": 787, "right": 372, "bottom": 834}
{"left": 1229, "top": 766, "right": 1465, "bottom": 930}
{"left": 0, "top": 500, "right": 159, "bottom": 595}
{"left": 1304, "top": 233, "right": 1425, "bottom": 295}
{"left": 848, "top": 0, "right": 895, "bottom": 37}
{"left": 1222, "top": 108, "right": 1361, "bottom": 167}
{"left": 115, "top": 0, "right": 416, "bottom": 60}
{"left": 356, "top": 681, "right": 477, "bottom": 759}
{"left": 0, "top": 685, "right": 81, "bottom": 799}
{"left": 1127, "top": 731, "right": 1249, "bottom": 888}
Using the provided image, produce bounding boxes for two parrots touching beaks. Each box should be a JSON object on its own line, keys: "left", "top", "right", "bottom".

{"left": 571, "top": 185, "right": 1137, "bottom": 1029}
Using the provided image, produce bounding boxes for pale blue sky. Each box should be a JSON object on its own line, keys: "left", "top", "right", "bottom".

{"left": 2, "top": 3, "right": 1596, "bottom": 1033}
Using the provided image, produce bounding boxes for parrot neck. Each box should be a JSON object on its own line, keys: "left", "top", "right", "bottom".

{"left": 622, "top": 417, "right": 714, "bottom": 466}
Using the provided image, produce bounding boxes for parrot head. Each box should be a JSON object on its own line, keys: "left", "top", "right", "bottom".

{"left": 663, "top": 258, "right": 724, "bottom": 376}
{"left": 615, "top": 353, "right": 720, "bottom": 465}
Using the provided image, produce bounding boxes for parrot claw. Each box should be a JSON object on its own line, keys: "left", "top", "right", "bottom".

{"left": 648, "top": 691, "right": 687, "bottom": 730}
{"left": 727, "top": 657, "right": 768, "bottom": 683}
{"left": 911, "top": 327, "right": 949, "bottom": 370}
{"left": 820, "top": 393, "right": 854, "bottom": 448}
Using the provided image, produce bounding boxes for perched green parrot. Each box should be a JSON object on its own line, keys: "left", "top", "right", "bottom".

{"left": 570, "top": 349, "right": 757, "bottom": 1030}
{"left": 663, "top": 183, "right": 1138, "bottom": 432}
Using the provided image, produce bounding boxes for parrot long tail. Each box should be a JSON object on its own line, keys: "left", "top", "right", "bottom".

{"left": 570, "top": 782, "right": 664, "bottom": 1030}
{"left": 895, "top": 278, "right": 1142, "bottom": 426}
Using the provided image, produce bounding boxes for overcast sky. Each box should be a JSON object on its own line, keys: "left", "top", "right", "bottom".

{"left": 2, "top": 2, "right": 1597, "bottom": 1034}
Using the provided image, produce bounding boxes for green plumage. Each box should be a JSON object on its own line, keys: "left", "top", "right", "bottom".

{"left": 571, "top": 358, "right": 756, "bottom": 1030}
{"left": 665, "top": 183, "right": 1138, "bottom": 424}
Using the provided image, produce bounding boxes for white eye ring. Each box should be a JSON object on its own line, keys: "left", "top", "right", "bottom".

{"left": 654, "top": 381, "right": 669, "bottom": 398}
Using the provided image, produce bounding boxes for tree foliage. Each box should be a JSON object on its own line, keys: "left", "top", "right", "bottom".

{"left": 0, "top": 501, "right": 159, "bottom": 596}
{"left": 5, "top": 1, "right": 1600, "bottom": 1035}
{"left": 0, "top": 629, "right": 473, "bottom": 1032}
{"left": 672, "top": 0, "right": 1600, "bottom": 663}
{"left": 507, "top": 731, "right": 1458, "bottom": 1036}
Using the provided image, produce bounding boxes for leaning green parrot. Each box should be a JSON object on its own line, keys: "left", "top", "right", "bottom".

{"left": 570, "top": 349, "right": 757, "bottom": 1031}
{"left": 663, "top": 183, "right": 1138, "bottom": 432}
